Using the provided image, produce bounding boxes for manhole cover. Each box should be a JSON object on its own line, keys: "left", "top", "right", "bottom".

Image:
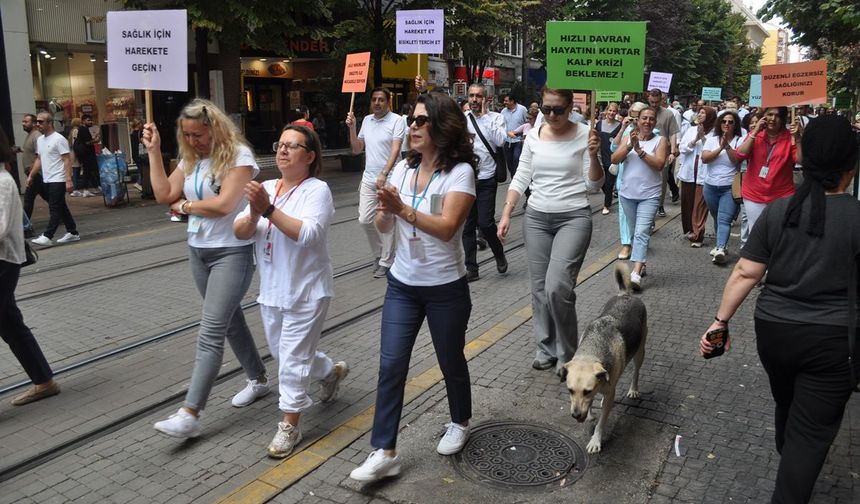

{"left": 452, "top": 420, "right": 587, "bottom": 491}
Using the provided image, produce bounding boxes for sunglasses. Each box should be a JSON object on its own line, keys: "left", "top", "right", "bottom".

{"left": 406, "top": 115, "right": 430, "bottom": 128}
{"left": 272, "top": 141, "right": 310, "bottom": 152}
{"left": 540, "top": 105, "right": 567, "bottom": 116}
{"left": 721, "top": 120, "right": 735, "bottom": 124}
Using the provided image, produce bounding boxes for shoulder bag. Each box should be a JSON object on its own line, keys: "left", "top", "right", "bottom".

{"left": 468, "top": 113, "right": 507, "bottom": 183}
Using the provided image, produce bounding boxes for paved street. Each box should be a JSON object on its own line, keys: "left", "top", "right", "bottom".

{"left": 0, "top": 159, "right": 856, "bottom": 503}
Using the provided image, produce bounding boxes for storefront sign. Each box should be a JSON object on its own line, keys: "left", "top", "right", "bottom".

{"left": 761, "top": 60, "right": 827, "bottom": 107}
{"left": 546, "top": 21, "right": 646, "bottom": 91}
{"left": 647, "top": 71, "right": 672, "bottom": 93}
{"left": 342, "top": 52, "right": 371, "bottom": 93}
{"left": 701, "top": 87, "right": 722, "bottom": 102}
{"left": 396, "top": 9, "right": 444, "bottom": 54}
{"left": 240, "top": 59, "right": 293, "bottom": 79}
{"left": 106, "top": 10, "right": 188, "bottom": 92}
{"left": 596, "top": 90, "right": 622, "bottom": 102}
{"left": 748, "top": 74, "right": 762, "bottom": 107}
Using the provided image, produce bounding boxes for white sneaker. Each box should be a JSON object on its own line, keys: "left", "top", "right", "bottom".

{"left": 267, "top": 422, "right": 302, "bottom": 458}
{"left": 708, "top": 246, "right": 719, "bottom": 257}
{"left": 70, "top": 190, "right": 82, "bottom": 197}
{"left": 170, "top": 213, "right": 182, "bottom": 222}
{"left": 319, "top": 361, "right": 349, "bottom": 403}
{"left": 133, "top": 183, "right": 143, "bottom": 192}
{"left": 31, "top": 235, "right": 53, "bottom": 247}
{"left": 437, "top": 422, "right": 470, "bottom": 455}
{"left": 154, "top": 408, "right": 201, "bottom": 438}
{"left": 712, "top": 248, "right": 727, "bottom": 265}
{"left": 82, "top": 190, "right": 94, "bottom": 197}
{"left": 56, "top": 232, "right": 80, "bottom": 244}
{"left": 349, "top": 449, "right": 402, "bottom": 482}
{"left": 630, "top": 271, "right": 643, "bottom": 292}
{"left": 231, "top": 379, "right": 269, "bottom": 407}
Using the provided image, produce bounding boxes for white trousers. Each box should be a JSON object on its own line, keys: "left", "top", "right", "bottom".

{"left": 741, "top": 199, "right": 768, "bottom": 248}
{"left": 260, "top": 299, "right": 334, "bottom": 412}
{"left": 358, "top": 181, "right": 396, "bottom": 267}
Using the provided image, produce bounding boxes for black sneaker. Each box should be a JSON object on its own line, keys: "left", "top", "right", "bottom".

{"left": 657, "top": 207, "right": 666, "bottom": 217}
{"left": 671, "top": 192, "right": 679, "bottom": 203}
{"left": 466, "top": 270, "right": 479, "bottom": 282}
{"left": 476, "top": 237, "right": 488, "bottom": 251}
{"left": 496, "top": 254, "right": 508, "bottom": 274}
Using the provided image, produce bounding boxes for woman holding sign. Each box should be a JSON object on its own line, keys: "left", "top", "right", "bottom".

{"left": 233, "top": 125, "right": 348, "bottom": 458}
{"left": 735, "top": 107, "right": 803, "bottom": 236}
{"left": 349, "top": 91, "right": 477, "bottom": 483}
{"left": 142, "top": 99, "right": 269, "bottom": 439}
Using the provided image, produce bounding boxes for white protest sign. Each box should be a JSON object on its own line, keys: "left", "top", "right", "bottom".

{"left": 647, "top": 71, "right": 673, "bottom": 93}
{"left": 107, "top": 10, "right": 188, "bottom": 92}
{"left": 396, "top": 9, "right": 444, "bottom": 54}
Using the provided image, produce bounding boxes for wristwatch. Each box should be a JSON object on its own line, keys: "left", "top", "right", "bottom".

{"left": 261, "top": 204, "right": 275, "bottom": 218}
{"left": 405, "top": 209, "right": 417, "bottom": 223}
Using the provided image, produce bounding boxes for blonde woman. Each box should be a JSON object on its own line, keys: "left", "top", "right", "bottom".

{"left": 142, "top": 99, "right": 269, "bottom": 438}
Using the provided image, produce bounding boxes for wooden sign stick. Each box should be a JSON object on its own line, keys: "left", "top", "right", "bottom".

{"left": 145, "top": 90, "right": 153, "bottom": 123}
{"left": 349, "top": 92, "right": 356, "bottom": 114}
{"left": 591, "top": 90, "right": 597, "bottom": 128}
{"left": 790, "top": 106, "right": 796, "bottom": 145}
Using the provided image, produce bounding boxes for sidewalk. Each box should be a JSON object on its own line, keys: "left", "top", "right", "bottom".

{"left": 2, "top": 200, "right": 856, "bottom": 503}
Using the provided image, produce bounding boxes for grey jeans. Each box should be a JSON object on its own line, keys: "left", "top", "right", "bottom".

{"left": 523, "top": 207, "right": 592, "bottom": 368}
{"left": 185, "top": 245, "right": 266, "bottom": 411}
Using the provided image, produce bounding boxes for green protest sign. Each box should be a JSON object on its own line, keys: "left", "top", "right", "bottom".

{"left": 546, "top": 21, "right": 646, "bottom": 91}
{"left": 701, "top": 87, "right": 722, "bottom": 102}
{"left": 596, "top": 90, "right": 623, "bottom": 102}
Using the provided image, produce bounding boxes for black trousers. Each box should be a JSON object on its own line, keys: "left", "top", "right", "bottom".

{"left": 600, "top": 163, "right": 616, "bottom": 209}
{"left": 43, "top": 182, "right": 77, "bottom": 239}
{"left": 755, "top": 318, "right": 859, "bottom": 504}
{"left": 0, "top": 261, "right": 53, "bottom": 385}
{"left": 462, "top": 177, "right": 505, "bottom": 273}
{"left": 22, "top": 170, "right": 45, "bottom": 220}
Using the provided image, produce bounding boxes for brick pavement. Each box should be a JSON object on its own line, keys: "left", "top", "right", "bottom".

{"left": 1, "top": 190, "right": 857, "bottom": 503}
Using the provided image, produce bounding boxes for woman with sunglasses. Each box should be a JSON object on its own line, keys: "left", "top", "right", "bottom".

{"left": 142, "top": 99, "right": 269, "bottom": 438}
{"left": 233, "top": 125, "right": 348, "bottom": 458}
{"left": 678, "top": 106, "right": 717, "bottom": 248}
{"left": 611, "top": 106, "right": 668, "bottom": 290}
{"left": 701, "top": 110, "right": 743, "bottom": 264}
{"left": 610, "top": 102, "right": 648, "bottom": 261}
{"left": 349, "top": 91, "right": 477, "bottom": 483}
{"left": 498, "top": 89, "right": 603, "bottom": 375}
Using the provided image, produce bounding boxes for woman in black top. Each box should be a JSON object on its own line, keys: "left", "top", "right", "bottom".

{"left": 700, "top": 115, "right": 860, "bottom": 504}
{"left": 597, "top": 102, "right": 622, "bottom": 215}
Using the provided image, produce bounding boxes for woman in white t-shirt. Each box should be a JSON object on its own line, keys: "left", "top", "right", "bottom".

{"left": 497, "top": 88, "right": 603, "bottom": 375}
{"left": 233, "top": 125, "right": 347, "bottom": 459}
{"left": 701, "top": 110, "right": 743, "bottom": 264}
{"left": 142, "top": 99, "right": 268, "bottom": 439}
{"left": 349, "top": 92, "right": 477, "bottom": 483}
{"left": 678, "top": 106, "right": 716, "bottom": 247}
{"left": 611, "top": 106, "right": 669, "bottom": 290}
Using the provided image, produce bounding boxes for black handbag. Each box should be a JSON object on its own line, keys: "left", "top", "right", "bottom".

{"left": 22, "top": 241, "right": 38, "bottom": 267}
{"left": 468, "top": 113, "right": 508, "bottom": 183}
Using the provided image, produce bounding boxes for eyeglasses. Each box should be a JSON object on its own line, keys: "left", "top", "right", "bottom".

{"left": 540, "top": 105, "right": 567, "bottom": 116}
{"left": 406, "top": 115, "right": 430, "bottom": 128}
{"left": 272, "top": 141, "right": 310, "bottom": 152}
{"left": 35, "top": 119, "right": 45, "bottom": 124}
{"left": 721, "top": 120, "right": 735, "bottom": 124}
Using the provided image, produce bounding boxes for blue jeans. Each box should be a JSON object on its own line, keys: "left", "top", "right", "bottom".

{"left": 703, "top": 184, "right": 738, "bottom": 249}
{"left": 184, "top": 245, "right": 266, "bottom": 411}
{"left": 619, "top": 196, "right": 660, "bottom": 263}
{"left": 371, "top": 273, "right": 472, "bottom": 449}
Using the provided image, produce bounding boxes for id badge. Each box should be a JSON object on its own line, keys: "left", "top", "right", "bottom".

{"left": 262, "top": 241, "right": 273, "bottom": 262}
{"left": 759, "top": 165, "right": 769, "bottom": 179}
{"left": 187, "top": 215, "right": 203, "bottom": 233}
{"left": 430, "top": 194, "right": 444, "bottom": 215}
{"left": 408, "top": 236, "right": 426, "bottom": 260}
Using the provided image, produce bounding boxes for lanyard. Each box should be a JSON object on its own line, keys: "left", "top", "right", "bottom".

{"left": 402, "top": 167, "right": 440, "bottom": 237}
{"left": 764, "top": 138, "right": 779, "bottom": 166}
{"left": 266, "top": 178, "right": 307, "bottom": 235}
{"left": 192, "top": 162, "right": 205, "bottom": 200}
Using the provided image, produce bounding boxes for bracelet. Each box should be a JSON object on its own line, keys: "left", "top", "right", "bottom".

{"left": 261, "top": 204, "right": 276, "bottom": 219}
{"left": 179, "top": 200, "right": 189, "bottom": 214}
{"left": 714, "top": 315, "right": 730, "bottom": 324}
{"left": 637, "top": 150, "right": 646, "bottom": 159}
{"left": 504, "top": 201, "right": 516, "bottom": 207}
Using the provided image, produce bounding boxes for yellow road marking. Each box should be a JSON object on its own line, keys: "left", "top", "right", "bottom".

{"left": 216, "top": 211, "right": 678, "bottom": 504}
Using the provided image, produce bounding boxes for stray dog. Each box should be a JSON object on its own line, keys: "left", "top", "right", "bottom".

{"left": 564, "top": 262, "right": 647, "bottom": 453}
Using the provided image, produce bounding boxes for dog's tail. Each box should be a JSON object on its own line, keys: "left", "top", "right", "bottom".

{"left": 614, "top": 262, "right": 632, "bottom": 294}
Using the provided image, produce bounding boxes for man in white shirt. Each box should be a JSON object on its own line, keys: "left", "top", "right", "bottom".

{"left": 463, "top": 82, "right": 508, "bottom": 281}
{"left": 501, "top": 94, "right": 528, "bottom": 178}
{"left": 28, "top": 111, "right": 79, "bottom": 246}
{"left": 648, "top": 89, "right": 680, "bottom": 214}
{"left": 346, "top": 87, "right": 405, "bottom": 278}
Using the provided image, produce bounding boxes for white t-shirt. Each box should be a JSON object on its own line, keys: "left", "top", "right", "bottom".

{"left": 388, "top": 160, "right": 476, "bottom": 286}
{"left": 358, "top": 111, "right": 405, "bottom": 186}
{"left": 702, "top": 134, "right": 742, "bottom": 186}
{"left": 509, "top": 124, "right": 602, "bottom": 213}
{"left": 36, "top": 132, "right": 70, "bottom": 183}
{"left": 236, "top": 177, "right": 334, "bottom": 307}
{"left": 0, "top": 170, "right": 25, "bottom": 264}
{"left": 619, "top": 135, "right": 663, "bottom": 200}
{"left": 465, "top": 111, "right": 506, "bottom": 180}
{"left": 181, "top": 144, "right": 259, "bottom": 248}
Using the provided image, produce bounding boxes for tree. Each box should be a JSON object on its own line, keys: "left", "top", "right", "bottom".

{"left": 122, "top": 0, "right": 332, "bottom": 112}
